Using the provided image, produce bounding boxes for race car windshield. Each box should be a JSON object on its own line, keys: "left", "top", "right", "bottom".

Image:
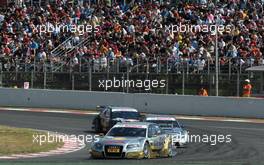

{"left": 107, "top": 127, "right": 146, "bottom": 137}
{"left": 147, "top": 120, "right": 180, "bottom": 129}
{"left": 112, "top": 111, "right": 140, "bottom": 119}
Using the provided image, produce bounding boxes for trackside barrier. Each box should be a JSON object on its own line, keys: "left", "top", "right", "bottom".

{"left": 0, "top": 88, "right": 263, "bottom": 118}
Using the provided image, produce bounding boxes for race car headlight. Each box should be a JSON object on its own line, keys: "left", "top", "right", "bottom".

{"left": 93, "top": 143, "right": 103, "bottom": 150}
{"left": 126, "top": 143, "right": 140, "bottom": 150}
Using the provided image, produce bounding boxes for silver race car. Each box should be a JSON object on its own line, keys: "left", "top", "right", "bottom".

{"left": 145, "top": 116, "right": 188, "bottom": 147}
{"left": 90, "top": 122, "right": 175, "bottom": 159}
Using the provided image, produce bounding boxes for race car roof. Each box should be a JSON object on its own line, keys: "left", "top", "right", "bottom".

{"left": 146, "top": 116, "right": 176, "bottom": 121}
{"left": 112, "top": 107, "right": 138, "bottom": 112}
{"left": 113, "top": 122, "right": 150, "bottom": 129}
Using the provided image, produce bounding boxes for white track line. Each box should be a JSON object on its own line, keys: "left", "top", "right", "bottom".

{"left": 1, "top": 107, "right": 263, "bottom": 124}
{"left": 0, "top": 108, "right": 99, "bottom": 115}
{"left": 176, "top": 117, "right": 204, "bottom": 120}
{"left": 221, "top": 119, "right": 249, "bottom": 123}
{"left": 176, "top": 117, "right": 252, "bottom": 123}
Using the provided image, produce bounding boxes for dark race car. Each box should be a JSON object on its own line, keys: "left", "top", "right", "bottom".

{"left": 92, "top": 106, "right": 141, "bottom": 133}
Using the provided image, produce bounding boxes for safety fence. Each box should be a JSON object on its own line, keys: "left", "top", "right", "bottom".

{"left": 0, "top": 70, "right": 262, "bottom": 97}
{"left": 1, "top": 56, "right": 263, "bottom": 74}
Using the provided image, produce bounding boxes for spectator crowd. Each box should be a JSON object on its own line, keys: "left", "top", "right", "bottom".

{"left": 0, "top": 0, "right": 263, "bottom": 73}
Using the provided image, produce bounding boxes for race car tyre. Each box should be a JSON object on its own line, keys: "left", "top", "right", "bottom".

{"left": 167, "top": 143, "right": 176, "bottom": 157}
{"left": 143, "top": 142, "right": 151, "bottom": 159}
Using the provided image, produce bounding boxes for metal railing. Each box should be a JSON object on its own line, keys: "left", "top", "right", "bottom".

{"left": 0, "top": 70, "right": 262, "bottom": 97}
{"left": 0, "top": 57, "right": 263, "bottom": 97}
{"left": 1, "top": 57, "right": 263, "bottom": 74}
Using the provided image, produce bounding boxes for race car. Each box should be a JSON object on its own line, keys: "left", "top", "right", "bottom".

{"left": 90, "top": 122, "right": 175, "bottom": 159}
{"left": 92, "top": 106, "right": 141, "bottom": 133}
{"left": 145, "top": 116, "right": 188, "bottom": 147}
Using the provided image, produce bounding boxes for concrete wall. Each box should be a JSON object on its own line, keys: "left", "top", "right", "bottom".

{"left": 0, "top": 88, "right": 263, "bottom": 118}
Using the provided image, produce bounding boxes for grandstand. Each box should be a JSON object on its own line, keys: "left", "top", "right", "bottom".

{"left": 0, "top": 0, "right": 263, "bottom": 95}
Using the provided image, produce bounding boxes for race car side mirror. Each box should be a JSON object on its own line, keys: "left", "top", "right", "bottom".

{"left": 99, "top": 133, "right": 104, "bottom": 137}
{"left": 139, "top": 114, "right": 146, "bottom": 121}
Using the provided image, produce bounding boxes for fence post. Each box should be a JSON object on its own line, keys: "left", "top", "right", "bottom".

{"left": 228, "top": 58, "right": 231, "bottom": 80}
{"left": 146, "top": 58, "right": 149, "bottom": 73}
{"left": 166, "top": 58, "right": 169, "bottom": 74}
{"left": 0, "top": 63, "right": 2, "bottom": 87}
{"left": 136, "top": 58, "right": 139, "bottom": 73}
{"left": 159, "top": 57, "right": 162, "bottom": 73}
{"left": 31, "top": 70, "right": 34, "bottom": 88}
{"left": 207, "top": 59, "right": 210, "bottom": 75}
{"left": 126, "top": 63, "right": 129, "bottom": 93}
{"left": 107, "top": 58, "right": 110, "bottom": 80}
{"left": 99, "top": 57, "right": 102, "bottom": 71}
{"left": 218, "top": 60, "right": 221, "bottom": 74}
{"left": 15, "top": 60, "right": 18, "bottom": 81}
{"left": 156, "top": 57, "right": 159, "bottom": 74}
{"left": 79, "top": 57, "right": 82, "bottom": 73}
{"left": 239, "top": 61, "right": 242, "bottom": 74}
{"left": 166, "top": 58, "right": 169, "bottom": 94}
{"left": 117, "top": 58, "right": 120, "bottom": 73}
{"left": 250, "top": 58, "right": 254, "bottom": 78}
{"left": 33, "top": 55, "right": 36, "bottom": 72}
{"left": 260, "top": 72, "right": 264, "bottom": 92}
{"left": 186, "top": 61, "right": 189, "bottom": 79}
{"left": 182, "top": 65, "right": 185, "bottom": 95}
{"left": 236, "top": 66, "right": 240, "bottom": 97}
{"left": 209, "top": 73, "right": 212, "bottom": 96}
{"left": 70, "top": 60, "right": 73, "bottom": 79}
{"left": 72, "top": 72, "right": 75, "bottom": 90}
{"left": 89, "top": 62, "right": 92, "bottom": 91}
{"left": 166, "top": 73, "right": 169, "bottom": 94}
{"left": 44, "top": 62, "right": 46, "bottom": 89}
{"left": 122, "top": 73, "right": 125, "bottom": 93}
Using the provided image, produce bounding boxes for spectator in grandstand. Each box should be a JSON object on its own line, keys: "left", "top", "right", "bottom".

{"left": 0, "top": 0, "right": 263, "bottom": 74}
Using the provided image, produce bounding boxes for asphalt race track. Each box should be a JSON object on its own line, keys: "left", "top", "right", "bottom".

{"left": 0, "top": 109, "right": 264, "bottom": 165}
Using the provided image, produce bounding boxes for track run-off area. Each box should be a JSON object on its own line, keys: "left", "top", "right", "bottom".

{"left": 0, "top": 107, "right": 263, "bottom": 165}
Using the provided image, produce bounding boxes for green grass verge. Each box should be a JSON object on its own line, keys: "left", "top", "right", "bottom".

{"left": 0, "top": 125, "right": 64, "bottom": 156}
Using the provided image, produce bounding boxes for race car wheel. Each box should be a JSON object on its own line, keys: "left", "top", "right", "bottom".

{"left": 167, "top": 143, "right": 176, "bottom": 157}
{"left": 143, "top": 143, "right": 151, "bottom": 159}
{"left": 167, "top": 143, "right": 173, "bottom": 157}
